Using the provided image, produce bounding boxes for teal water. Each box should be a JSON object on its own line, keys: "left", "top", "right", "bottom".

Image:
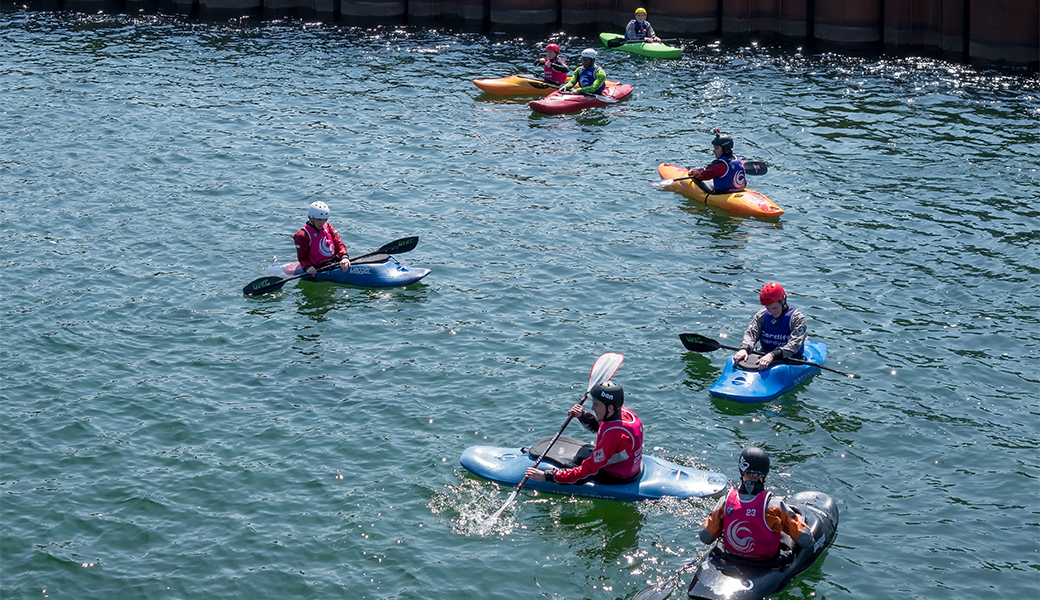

{"left": 2, "top": 12, "right": 1038, "bottom": 600}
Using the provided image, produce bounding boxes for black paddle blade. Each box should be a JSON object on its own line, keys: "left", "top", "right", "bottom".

{"left": 607, "top": 38, "right": 629, "bottom": 47}
{"left": 744, "top": 162, "right": 768, "bottom": 176}
{"left": 679, "top": 333, "right": 722, "bottom": 352}
{"left": 243, "top": 276, "right": 287, "bottom": 296}
{"left": 378, "top": 236, "right": 418, "bottom": 255}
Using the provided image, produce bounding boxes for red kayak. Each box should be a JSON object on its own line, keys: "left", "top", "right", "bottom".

{"left": 529, "top": 84, "right": 633, "bottom": 115}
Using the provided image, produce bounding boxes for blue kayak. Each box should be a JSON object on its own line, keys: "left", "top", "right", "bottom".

{"left": 687, "top": 490, "right": 839, "bottom": 600}
{"left": 264, "top": 257, "right": 430, "bottom": 288}
{"left": 460, "top": 436, "right": 727, "bottom": 501}
{"left": 708, "top": 341, "right": 827, "bottom": 403}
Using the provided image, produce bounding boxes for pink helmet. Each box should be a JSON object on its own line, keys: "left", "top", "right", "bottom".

{"left": 546, "top": 43, "right": 560, "bottom": 53}
{"left": 759, "top": 282, "right": 786, "bottom": 305}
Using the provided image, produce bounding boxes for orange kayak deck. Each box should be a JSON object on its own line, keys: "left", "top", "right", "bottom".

{"left": 657, "top": 163, "right": 784, "bottom": 218}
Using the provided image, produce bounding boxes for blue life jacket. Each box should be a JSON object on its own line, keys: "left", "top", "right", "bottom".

{"left": 577, "top": 66, "right": 605, "bottom": 93}
{"left": 760, "top": 305, "right": 801, "bottom": 355}
{"left": 628, "top": 19, "right": 650, "bottom": 39}
{"left": 714, "top": 155, "right": 747, "bottom": 193}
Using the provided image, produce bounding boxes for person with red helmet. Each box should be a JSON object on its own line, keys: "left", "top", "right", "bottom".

{"left": 698, "top": 448, "right": 813, "bottom": 561}
{"left": 293, "top": 200, "right": 350, "bottom": 276}
{"left": 732, "top": 282, "right": 808, "bottom": 370}
{"left": 533, "top": 43, "right": 569, "bottom": 85}
{"left": 523, "top": 380, "right": 644, "bottom": 485}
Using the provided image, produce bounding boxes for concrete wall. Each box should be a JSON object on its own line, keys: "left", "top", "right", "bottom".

{"left": 8, "top": 0, "right": 1038, "bottom": 66}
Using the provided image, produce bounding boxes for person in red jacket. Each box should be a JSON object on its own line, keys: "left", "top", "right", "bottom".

{"left": 698, "top": 448, "right": 813, "bottom": 560}
{"left": 293, "top": 201, "right": 350, "bottom": 276}
{"left": 524, "top": 380, "right": 644, "bottom": 484}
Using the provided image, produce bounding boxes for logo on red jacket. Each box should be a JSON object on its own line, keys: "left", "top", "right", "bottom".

{"left": 725, "top": 520, "right": 756, "bottom": 554}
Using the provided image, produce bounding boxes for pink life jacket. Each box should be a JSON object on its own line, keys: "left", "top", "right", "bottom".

{"left": 596, "top": 407, "right": 643, "bottom": 479}
{"left": 544, "top": 58, "right": 569, "bottom": 84}
{"left": 722, "top": 489, "right": 781, "bottom": 559}
{"left": 301, "top": 222, "right": 339, "bottom": 266}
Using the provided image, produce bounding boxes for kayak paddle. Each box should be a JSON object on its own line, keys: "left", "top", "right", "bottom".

{"left": 479, "top": 352, "right": 624, "bottom": 534}
{"left": 607, "top": 37, "right": 678, "bottom": 47}
{"left": 515, "top": 76, "right": 560, "bottom": 90}
{"left": 631, "top": 547, "right": 711, "bottom": 600}
{"left": 558, "top": 89, "right": 618, "bottom": 103}
{"left": 653, "top": 162, "right": 768, "bottom": 188}
{"left": 679, "top": 333, "right": 861, "bottom": 379}
{"left": 242, "top": 236, "right": 419, "bottom": 296}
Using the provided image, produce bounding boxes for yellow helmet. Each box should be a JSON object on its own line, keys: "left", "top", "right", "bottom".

{"left": 635, "top": 7, "right": 646, "bottom": 15}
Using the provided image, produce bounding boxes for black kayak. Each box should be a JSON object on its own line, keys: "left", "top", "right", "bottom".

{"left": 687, "top": 491, "right": 839, "bottom": 600}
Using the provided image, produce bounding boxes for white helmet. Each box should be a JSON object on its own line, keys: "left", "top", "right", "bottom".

{"left": 308, "top": 201, "right": 330, "bottom": 220}
{"left": 581, "top": 48, "right": 597, "bottom": 60}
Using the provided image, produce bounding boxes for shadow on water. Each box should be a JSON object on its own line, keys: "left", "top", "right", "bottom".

{"left": 557, "top": 499, "right": 645, "bottom": 564}
{"left": 681, "top": 351, "right": 719, "bottom": 392}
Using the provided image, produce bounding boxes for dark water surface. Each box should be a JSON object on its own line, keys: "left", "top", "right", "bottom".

{"left": 2, "top": 12, "right": 1038, "bottom": 600}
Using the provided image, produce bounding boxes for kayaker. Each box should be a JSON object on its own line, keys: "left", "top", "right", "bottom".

{"left": 533, "top": 43, "right": 569, "bottom": 85}
{"left": 559, "top": 49, "right": 607, "bottom": 95}
{"left": 523, "top": 380, "right": 643, "bottom": 485}
{"left": 698, "top": 448, "right": 813, "bottom": 560}
{"left": 688, "top": 131, "right": 747, "bottom": 193}
{"left": 733, "top": 282, "right": 808, "bottom": 370}
{"left": 293, "top": 201, "right": 351, "bottom": 276}
{"left": 625, "top": 8, "right": 661, "bottom": 42}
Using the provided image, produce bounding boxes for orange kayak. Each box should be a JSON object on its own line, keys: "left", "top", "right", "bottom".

{"left": 657, "top": 163, "right": 784, "bottom": 218}
{"left": 473, "top": 75, "right": 560, "bottom": 96}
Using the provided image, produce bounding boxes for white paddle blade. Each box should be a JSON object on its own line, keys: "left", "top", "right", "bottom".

{"left": 652, "top": 178, "right": 676, "bottom": 189}
{"left": 479, "top": 488, "right": 518, "bottom": 534}
{"left": 596, "top": 95, "right": 618, "bottom": 103}
{"left": 587, "top": 352, "right": 624, "bottom": 393}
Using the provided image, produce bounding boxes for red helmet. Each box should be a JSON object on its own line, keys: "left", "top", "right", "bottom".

{"left": 546, "top": 44, "right": 560, "bottom": 53}
{"left": 759, "top": 282, "right": 786, "bottom": 305}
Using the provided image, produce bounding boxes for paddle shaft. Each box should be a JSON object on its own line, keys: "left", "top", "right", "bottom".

{"left": 243, "top": 236, "right": 418, "bottom": 296}
{"left": 480, "top": 352, "right": 623, "bottom": 533}
{"left": 608, "top": 37, "right": 677, "bottom": 47}
{"left": 679, "top": 333, "right": 861, "bottom": 379}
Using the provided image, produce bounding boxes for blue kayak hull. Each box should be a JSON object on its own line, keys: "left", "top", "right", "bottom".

{"left": 460, "top": 441, "right": 727, "bottom": 501}
{"left": 708, "top": 341, "right": 827, "bottom": 403}
{"left": 687, "top": 490, "right": 839, "bottom": 600}
{"left": 265, "top": 259, "right": 430, "bottom": 288}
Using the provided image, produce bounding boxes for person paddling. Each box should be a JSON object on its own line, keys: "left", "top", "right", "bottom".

{"left": 625, "top": 8, "right": 661, "bottom": 42}
{"left": 294, "top": 201, "right": 351, "bottom": 276}
{"left": 688, "top": 131, "right": 747, "bottom": 193}
{"left": 559, "top": 49, "right": 607, "bottom": 96}
{"left": 698, "top": 448, "right": 813, "bottom": 560}
{"left": 533, "top": 43, "right": 569, "bottom": 85}
{"left": 523, "top": 381, "right": 643, "bottom": 485}
{"left": 733, "top": 282, "right": 808, "bottom": 370}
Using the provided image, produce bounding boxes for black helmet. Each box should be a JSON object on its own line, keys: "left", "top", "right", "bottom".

{"left": 738, "top": 447, "right": 770, "bottom": 478}
{"left": 712, "top": 133, "right": 734, "bottom": 152}
{"left": 589, "top": 380, "right": 624, "bottom": 411}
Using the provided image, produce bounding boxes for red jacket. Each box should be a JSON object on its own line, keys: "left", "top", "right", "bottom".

{"left": 551, "top": 407, "right": 643, "bottom": 484}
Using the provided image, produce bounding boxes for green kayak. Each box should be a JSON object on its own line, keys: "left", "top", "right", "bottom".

{"left": 599, "top": 32, "right": 681, "bottom": 59}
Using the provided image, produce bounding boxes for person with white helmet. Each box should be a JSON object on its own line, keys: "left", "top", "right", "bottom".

{"left": 559, "top": 48, "right": 607, "bottom": 95}
{"left": 688, "top": 129, "right": 748, "bottom": 193}
{"left": 533, "top": 43, "right": 569, "bottom": 85}
{"left": 523, "top": 380, "right": 644, "bottom": 485}
{"left": 625, "top": 8, "right": 661, "bottom": 42}
{"left": 698, "top": 448, "right": 813, "bottom": 561}
{"left": 732, "top": 282, "right": 809, "bottom": 370}
{"left": 293, "top": 201, "right": 351, "bottom": 276}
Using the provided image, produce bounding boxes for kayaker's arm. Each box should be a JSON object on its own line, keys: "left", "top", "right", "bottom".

{"left": 548, "top": 58, "right": 569, "bottom": 73}
{"left": 769, "top": 498, "right": 813, "bottom": 547}
{"left": 560, "top": 68, "right": 580, "bottom": 91}
{"left": 689, "top": 160, "right": 727, "bottom": 181}
{"left": 699, "top": 495, "right": 727, "bottom": 542}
